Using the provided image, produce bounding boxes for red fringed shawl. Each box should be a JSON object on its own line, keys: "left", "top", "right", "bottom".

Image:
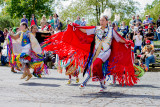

{"left": 43, "top": 23, "right": 138, "bottom": 86}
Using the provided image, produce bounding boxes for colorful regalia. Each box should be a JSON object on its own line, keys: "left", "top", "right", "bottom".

{"left": 43, "top": 23, "right": 138, "bottom": 86}
{"left": 8, "top": 30, "right": 48, "bottom": 76}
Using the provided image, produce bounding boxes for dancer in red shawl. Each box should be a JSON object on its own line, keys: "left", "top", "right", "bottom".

{"left": 43, "top": 15, "right": 138, "bottom": 92}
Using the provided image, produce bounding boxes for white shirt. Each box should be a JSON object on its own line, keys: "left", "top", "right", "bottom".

{"left": 134, "top": 35, "right": 142, "bottom": 46}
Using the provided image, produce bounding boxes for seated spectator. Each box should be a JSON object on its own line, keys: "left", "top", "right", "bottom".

{"left": 80, "top": 17, "right": 86, "bottom": 26}
{"left": 145, "top": 28, "right": 154, "bottom": 44}
{"left": 141, "top": 45, "right": 155, "bottom": 70}
{"left": 133, "top": 31, "right": 142, "bottom": 53}
{"left": 143, "top": 15, "right": 151, "bottom": 31}
{"left": 42, "top": 22, "right": 52, "bottom": 31}
{"left": 120, "top": 21, "right": 128, "bottom": 38}
{"left": 142, "top": 40, "right": 154, "bottom": 53}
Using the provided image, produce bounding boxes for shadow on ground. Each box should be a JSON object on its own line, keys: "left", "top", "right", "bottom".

{"left": 72, "top": 91, "right": 160, "bottom": 99}
{"left": 19, "top": 82, "right": 60, "bottom": 87}
{"left": 109, "top": 84, "right": 160, "bottom": 89}
{"left": 32, "top": 77, "right": 68, "bottom": 81}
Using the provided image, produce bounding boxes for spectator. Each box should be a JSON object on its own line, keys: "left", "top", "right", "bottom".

{"left": 156, "top": 25, "right": 160, "bottom": 40}
{"left": 75, "top": 16, "right": 82, "bottom": 25}
{"left": 145, "top": 28, "right": 154, "bottom": 44}
{"left": 3, "top": 28, "right": 8, "bottom": 39}
{"left": 21, "top": 15, "right": 28, "bottom": 25}
{"left": 148, "top": 15, "right": 153, "bottom": 22}
{"left": 138, "top": 26, "right": 144, "bottom": 36}
{"left": 143, "top": 45, "right": 155, "bottom": 70}
{"left": 31, "top": 25, "right": 38, "bottom": 37}
{"left": 42, "top": 22, "right": 52, "bottom": 31}
{"left": 58, "top": 19, "right": 63, "bottom": 31}
{"left": 80, "top": 17, "right": 86, "bottom": 26}
{"left": 143, "top": 15, "right": 151, "bottom": 31}
{"left": 40, "top": 15, "right": 47, "bottom": 28}
{"left": 54, "top": 13, "right": 59, "bottom": 29}
{"left": 120, "top": 21, "right": 128, "bottom": 38}
{"left": 108, "top": 21, "right": 112, "bottom": 27}
{"left": 133, "top": 31, "right": 142, "bottom": 53}
{"left": 129, "top": 15, "right": 136, "bottom": 26}
{"left": 48, "top": 15, "right": 54, "bottom": 29}
{"left": 135, "top": 15, "right": 142, "bottom": 26}
{"left": 134, "top": 22, "right": 139, "bottom": 35}
{"left": 30, "top": 14, "right": 37, "bottom": 27}
{"left": 142, "top": 40, "right": 154, "bottom": 53}
{"left": 54, "top": 27, "right": 60, "bottom": 34}
{"left": 156, "top": 15, "right": 160, "bottom": 28}
{"left": 0, "top": 28, "right": 4, "bottom": 57}
{"left": 142, "top": 36, "right": 147, "bottom": 47}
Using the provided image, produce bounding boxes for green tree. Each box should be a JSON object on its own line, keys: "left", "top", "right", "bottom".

{"left": 59, "top": 0, "right": 139, "bottom": 25}
{"left": 143, "top": 0, "right": 160, "bottom": 23}
{"left": 2, "top": 0, "right": 55, "bottom": 20}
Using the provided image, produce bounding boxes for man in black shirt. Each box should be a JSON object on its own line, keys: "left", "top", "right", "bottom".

{"left": 156, "top": 15, "right": 160, "bottom": 28}
{"left": 145, "top": 28, "right": 154, "bottom": 44}
{"left": 135, "top": 15, "right": 142, "bottom": 26}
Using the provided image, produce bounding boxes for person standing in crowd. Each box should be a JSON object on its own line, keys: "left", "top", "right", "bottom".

{"left": 75, "top": 16, "right": 82, "bottom": 25}
{"left": 128, "top": 25, "right": 134, "bottom": 40}
{"left": 21, "top": 15, "right": 28, "bottom": 25}
{"left": 80, "top": 17, "right": 86, "bottom": 26}
{"left": 48, "top": 15, "right": 54, "bottom": 29}
{"left": 134, "top": 22, "right": 139, "bottom": 35}
{"left": 30, "top": 14, "right": 37, "bottom": 27}
{"left": 0, "top": 28, "right": 4, "bottom": 58}
{"left": 54, "top": 13, "right": 59, "bottom": 29}
{"left": 129, "top": 15, "right": 136, "bottom": 26}
{"left": 133, "top": 31, "right": 142, "bottom": 53}
{"left": 135, "top": 15, "right": 142, "bottom": 26}
{"left": 148, "top": 15, "right": 153, "bottom": 22}
{"left": 40, "top": 15, "right": 47, "bottom": 28}
{"left": 143, "top": 15, "right": 151, "bottom": 31}
{"left": 156, "top": 25, "right": 160, "bottom": 40}
{"left": 145, "top": 28, "right": 154, "bottom": 44}
{"left": 156, "top": 15, "right": 160, "bottom": 28}
{"left": 3, "top": 28, "right": 8, "bottom": 39}
{"left": 120, "top": 21, "right": 128, "bottom": 38}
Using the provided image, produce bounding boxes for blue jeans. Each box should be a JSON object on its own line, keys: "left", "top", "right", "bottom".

{"left": 145, "top": 55, "right": 155, "bottom": 69}
{"left": 134, "top": 45, "right": 141, "bottom": 53}
{"left": 157, "top": 33, "right": 160, "bottom": 40}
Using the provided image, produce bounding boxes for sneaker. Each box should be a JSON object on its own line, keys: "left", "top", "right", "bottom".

{"left": 76, "top": 78, "right": 79, "bottom": 83}
{"left": 67, "top": 80, "right": 71, "bottom": 85}
{"left": 79, "top": 84, "right": 85, "bottom": 89}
